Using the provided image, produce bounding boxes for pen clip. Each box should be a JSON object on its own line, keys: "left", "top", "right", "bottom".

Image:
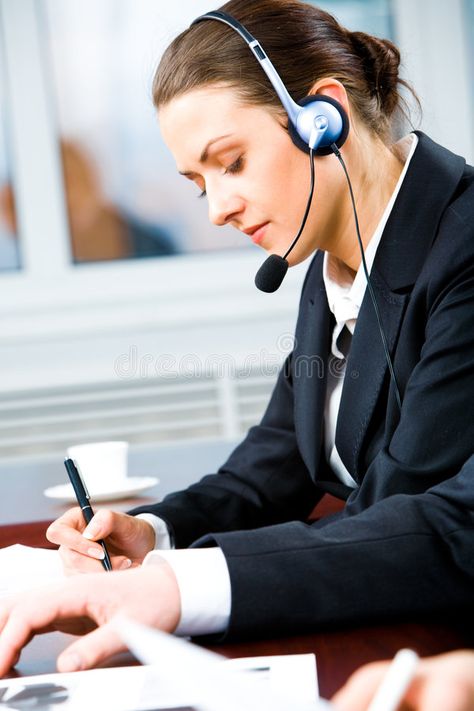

{"left": 73, "top": 459, "right": 90, "bottom": 500}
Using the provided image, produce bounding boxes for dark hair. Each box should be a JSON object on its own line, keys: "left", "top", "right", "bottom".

{"left": 152, "top": 0, "right": 420, "bottom": 143}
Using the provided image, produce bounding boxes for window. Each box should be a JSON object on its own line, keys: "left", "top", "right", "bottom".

{"left": 42, "top": 0, "right": 393, "bottom": 267}
{"left": 312, "top": 0, "right": 393, "bottom": 37}
{"left": 0, "top": 19, "right": 21, "bottom": 272}
{"left": 0, "top": 0, "right": 472, "bottom": 465}
{"left": 44, "top": 0, "right": 251, "bottom": 265}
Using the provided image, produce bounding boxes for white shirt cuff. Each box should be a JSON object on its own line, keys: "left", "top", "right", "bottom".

{"left": 143, "top": 547, "right": 231, "bottom": 637}
{"left": 136, "top": 513, "right": 172, "bottom": 550}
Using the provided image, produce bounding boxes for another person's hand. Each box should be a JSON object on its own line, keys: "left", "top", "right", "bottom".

{"left": 46, "top": 508, "right": 156, "bottom": 574}
{"left": 333, "top": 650, "right": 474, "bottom": 711}
{"left": 0, "top": 561, "right": 180, "bottom": 677}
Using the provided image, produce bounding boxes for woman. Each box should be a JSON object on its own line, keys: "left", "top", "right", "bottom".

{"left": 0, "top": 0, "right": 473, "bottom": 675}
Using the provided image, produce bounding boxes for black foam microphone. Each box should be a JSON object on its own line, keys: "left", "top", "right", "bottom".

{"left": 255, "top": 148, "right": 315, "bottom": 293}
{"left": 255, "top": 254, "right": 289, "bottom": 292}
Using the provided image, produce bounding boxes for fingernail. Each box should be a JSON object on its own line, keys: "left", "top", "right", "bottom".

{"left": 87, "top": 547, "right": 105, "bottom": 560}
{"left": 58, "top": 652, "right": 83, "bottom": 672}
{"left": 120, "top": 558, "right": 132, "bottom": 570}
{"left": 83, "top": 522, "right": 100, "bottom": 539}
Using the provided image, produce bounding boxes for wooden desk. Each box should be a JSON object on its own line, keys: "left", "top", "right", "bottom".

{"left": 2, "top": 520, "right": 473, "bottom": 700}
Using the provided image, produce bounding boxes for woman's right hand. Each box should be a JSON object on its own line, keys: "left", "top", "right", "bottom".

{"left": 46, "top": 508, "right": 156, "bottom": 574}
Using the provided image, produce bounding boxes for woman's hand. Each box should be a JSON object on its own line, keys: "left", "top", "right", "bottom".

{"left": 46, "top": 508, "right": 156, "bottom": 574}
{"left": 0, "top": 561, "right": 180, "bottom": 677}
{"left": 332, "top": 650, "right": 474, "bottom": 711}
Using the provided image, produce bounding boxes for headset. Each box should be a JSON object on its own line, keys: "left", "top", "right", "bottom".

{"left": 191, "top": 10, "right": 402, "bottom": 412}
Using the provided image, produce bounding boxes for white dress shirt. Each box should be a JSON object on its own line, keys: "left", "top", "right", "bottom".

{"left": 138, "top": 133, "right": 418, "bottom": 637}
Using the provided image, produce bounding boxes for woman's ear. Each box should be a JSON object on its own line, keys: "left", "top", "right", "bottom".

{"left": 308, "top": 78, "right": 352, "bottom": 125}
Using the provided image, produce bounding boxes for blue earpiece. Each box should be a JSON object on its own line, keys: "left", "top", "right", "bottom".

{"left": 191, "top": 10, "right": 349, "bottom": 156}
{"left": 287, "top": 94, "right": 349, "bottom": 156}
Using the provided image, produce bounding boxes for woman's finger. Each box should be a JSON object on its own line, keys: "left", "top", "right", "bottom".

{"left": 46, "top": 508, "right": 97, "bottom": 556}
{"left": 48, "top": 508, "right": 119, "bottom": 559}
{"left": 82, "top": 510, "right": 155, "bottom": 557}
{"left": 81, "top": 509, "right": 118, "bottom": 541}
{"left": 0, "top": 596, "right": 14, "bottom": 635}
{"left": 58, "top": 544, "right": 107, "bottom": 571}
{"left": 59, "top": 546, "right": 132, "bottom": 574}
{"left": 57, "top": 622, "right": 125, "bottom": 673}
{"left": 0, "top": 580, "right": 90, "bottom": 677}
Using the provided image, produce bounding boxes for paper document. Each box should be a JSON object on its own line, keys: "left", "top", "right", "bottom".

{"left": 223, "top": 654, "right": 318, "bottom": 703}
{"left": 0, "top": 666, "right": 151, "bottom": 711}
{"left": 0, "top": 626, "right": 328, "bottom": 711}
{"left": 0, "top": 545, "right": 64, "bottom": 598}
{"left": 115, "top": 616, "right": 331, "bottom": 711}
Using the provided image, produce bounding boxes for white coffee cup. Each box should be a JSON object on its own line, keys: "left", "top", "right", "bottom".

{"left": 67, "top": 441, "right": 129, "bottom": 494}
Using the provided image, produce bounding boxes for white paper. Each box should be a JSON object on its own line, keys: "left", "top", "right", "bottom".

{"left": 224, "top": 653, "right": 318, "bottom": 703}
{"left": 115, "top": 617, "right": 331, "bottom": 711}
{"left": 0, "top": 545, "right": 64, "bottom": 598}
{"left": 0, "top": 667, "right": 144, "bottom": 710}
{"left": 0, "top": 628, "right": 328, "bottom": 711}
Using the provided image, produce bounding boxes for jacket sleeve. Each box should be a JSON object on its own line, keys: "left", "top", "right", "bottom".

{"left": 197, "top": 453, "right": 474, "bottom": 640}
{"left": 129, "top": 350, "right": 321, "bottom": 548}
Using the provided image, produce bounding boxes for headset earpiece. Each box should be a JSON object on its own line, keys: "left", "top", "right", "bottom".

{"left": 288, "top": 95, "right": 350, "bottom": 155}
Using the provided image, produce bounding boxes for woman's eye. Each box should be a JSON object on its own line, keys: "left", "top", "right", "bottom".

{"left": 224, "top": 156, "right": 243, "bottom": 175}
{"left": 197, "top": 189, "right": 207, "bottom": 199}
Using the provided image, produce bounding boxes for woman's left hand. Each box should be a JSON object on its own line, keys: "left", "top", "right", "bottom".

{"left": 0, "top": 560, "right": 180, "bottom": 677}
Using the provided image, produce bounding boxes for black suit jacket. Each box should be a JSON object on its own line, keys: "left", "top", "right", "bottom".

{"left": 131, "top": 133, "right": 474, "bottom": 639}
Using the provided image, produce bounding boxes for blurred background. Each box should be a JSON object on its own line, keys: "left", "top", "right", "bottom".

{"left": 0, "top": 0, "right": 472, "bottom": 471}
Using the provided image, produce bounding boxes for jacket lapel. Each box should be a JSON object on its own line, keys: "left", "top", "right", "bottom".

{"left": 293, "top": 253, "right": 333, "bottom": 478}
{"left": 335, "top": 132, "right": 466, "bottom": 481}
{"left": 335, "top": 275, "right": 408, "bottom": 481}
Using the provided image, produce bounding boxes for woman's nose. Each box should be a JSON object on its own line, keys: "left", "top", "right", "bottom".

{"left": 207, "top": 188, "right": 244, "bottom": 227}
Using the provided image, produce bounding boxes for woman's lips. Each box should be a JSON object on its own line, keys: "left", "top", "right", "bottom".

{"left": 244, "top": 222, "right": 269, "bottom": 244}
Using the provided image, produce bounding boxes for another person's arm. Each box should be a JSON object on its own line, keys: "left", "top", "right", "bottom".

{"left": 333, "top": 651, "right": 474, "bottom": 711}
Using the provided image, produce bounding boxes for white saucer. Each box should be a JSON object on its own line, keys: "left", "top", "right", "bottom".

{"left": 44, "top": 476, "right": 159, "bottom": 503}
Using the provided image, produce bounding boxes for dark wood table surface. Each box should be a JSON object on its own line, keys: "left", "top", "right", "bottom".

{"left": 1, "top": 513, "right": 473, "bottom": 700}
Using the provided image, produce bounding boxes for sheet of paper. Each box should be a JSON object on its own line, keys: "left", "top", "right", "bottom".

{"left": 0, "top": 642, "right": 327, "bottom": 711}
{"left": 224, "top": 653, "right": 318, "bottom": 703}
{"left": 0, "top": 545, "right": 64, "bottom": 598}
{"left": 0, "top": 666, "right": 145, "bottom": 710}
{"left": 115, "top": 617, "right": 331, "bottom": 711}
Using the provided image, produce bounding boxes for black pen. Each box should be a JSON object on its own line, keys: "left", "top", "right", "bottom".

{"left": 64, "top": 458, "right": 113, "bottom": 571}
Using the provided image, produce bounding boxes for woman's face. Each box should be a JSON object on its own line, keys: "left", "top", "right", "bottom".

{"left": 159, "top": 86, "right": 343, "bottom": 266}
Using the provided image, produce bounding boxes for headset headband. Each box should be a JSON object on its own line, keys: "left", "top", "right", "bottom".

{"left": 191, "top": 11, "right": 303, "bottom": 128}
